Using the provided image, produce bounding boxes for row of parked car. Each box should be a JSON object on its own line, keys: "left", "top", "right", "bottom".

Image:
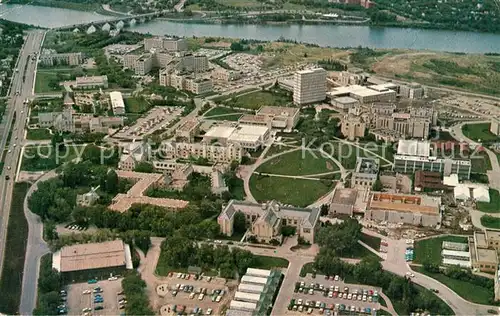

{"left": 168, "top": 305, "right": 213, "bottom": 315}
{"left": 64, "top": 223, "right": 87, "bottom": 231}
{"left": 57, "top": 290, "right": 68, "bottom": 314}
{"left": 289, "top": 299, "right": 374, "bottom": 314}
{"left": 169, "top": 272, "right": 213, "bottom": 282}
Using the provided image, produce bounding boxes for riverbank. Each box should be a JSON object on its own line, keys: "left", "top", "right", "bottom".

{"left": 4, "top": 0, "right": 125, "bottom": 16}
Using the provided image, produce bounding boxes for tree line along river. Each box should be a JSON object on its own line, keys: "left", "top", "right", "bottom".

{"left": 2, "top": 4, "right": 500, "bottom": 53}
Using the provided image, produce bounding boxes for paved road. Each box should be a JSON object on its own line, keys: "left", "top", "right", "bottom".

{"left": 19, "top": 171, "right": 54, "bottom": 314}
{"left": 0, "top": 30, "right": 45, "bottom": 284}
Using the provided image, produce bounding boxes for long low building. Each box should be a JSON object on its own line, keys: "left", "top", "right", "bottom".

{"left": 364, "top": 192, "right": 441, "bottom": 227}
{"left": 246, "top": 268, "right": 272, "bottom": 278}
{"left": 238, "top": 283, "right": 265, "bottom": 294}
{"left": 241, "top": 275, "right": 268, "bottom": 285}
{"left": 234, "top": 291, "right": 261, "bottom": 303}
{"left": 52, "top": 240, "right": 133, "bottom": 275}
{"left": 229, "top": 300, "right": 257, "bottom": 312}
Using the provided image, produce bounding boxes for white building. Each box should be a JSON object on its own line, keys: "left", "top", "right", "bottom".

{"left": 202, "top": 124, "right": 270, "bottom": 151}
{"left": 229, "top": 300, "right": 257, "bottom": 312}
{"left": 237, "top": 283, "right": 264, "bottom": 294}
{"left": 454, "top": 185, "right": 470, "bottom": 201}
{"left": 109, "top": 91, "right": 125, "bottom": 115}
{"left": 473, "top": 187, "right": 490, "bottom": 203}
{"left": 240, "top": 275, "right": 268, "bottom": 285}
{"left": 233, "top": 291, "right": 261, "bottom": 303}
{"left": 75, "top": 75, "right": 108, "bottom": 89}
{"left": 293, "top": 68, "right": 327, "bottom": 105}
{"left": 246, "top": 268, "right": 272, "bottom": 278}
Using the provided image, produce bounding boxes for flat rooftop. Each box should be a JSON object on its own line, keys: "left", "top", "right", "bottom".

{"left": 297, "top": 68, "right": 325, "bottom": 75}
{"left": 109, "top": 195, "right": 188, "bottom": 212}
{"left": 76, "top": 75, "right": 107, "bottom": 84}
{"left": 331, "top": 188, "right": 358, "bottom": 206}
{"left": 474, "top": 231, "right": 488, "bottom": 248}
{"left": 57, "top": 240, "right": 127, "bottom": 272}
{"left": 476, "top": 248, "right": 498, "bottom": 263}
{"left": 239, "top": 114, "right": 268, "bottom": 123}
{"left": 204, "top": 125, "right": 236, "bottom": 139}
{"left": 228, "top": 124, "right": 269, "bottom": 143}
{"left": 486, "top": 229, "right": 500, "bottom": 241}
{"left": 397, "top": 139, "right": 431, "bottom": 157}
{"left": 333, "top": 96, "right": 358, "bottom": 104}
{"left": 369, "top": 192, "right": 440, "bottom": 215}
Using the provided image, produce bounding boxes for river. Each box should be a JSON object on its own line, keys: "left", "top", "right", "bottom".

{"left": 2, "top": 3, "right": 500, "bottom": 53}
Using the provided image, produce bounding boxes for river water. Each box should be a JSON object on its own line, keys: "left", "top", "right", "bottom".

{"left": 2, "top": 4, "right": 500, "bottom": 53}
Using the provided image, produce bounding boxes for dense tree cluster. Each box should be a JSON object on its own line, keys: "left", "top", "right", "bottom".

{"left": 159, "top": 236, "right": 256, "bottom": 278}
{"left": 312, "top": 219, "right": 452, "bottom": 315}
{"left": 121, "top": 272, "right": 154, "bottom": 315}
{"left": 297, "top": 108, "right": 342, "bottom": 147}
{"left": 317, "top": 59, "right": 347, "bottom": 71}
{"left": 33, "top": 257, "right": 62, "bottom": 315}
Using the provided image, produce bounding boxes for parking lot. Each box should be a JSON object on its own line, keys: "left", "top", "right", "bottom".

{"left": 66, "top": 278, "right": 123, "bottom": 315}
{"left": 288, "top": 274, "right": 381, "bottom": 315}
{"left": 152, "top": 272, "right": 238, "bottom": 316}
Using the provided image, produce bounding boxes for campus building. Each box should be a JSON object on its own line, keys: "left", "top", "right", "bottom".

{"left": 393, "top": 140, "right": 472, "bottom": 180}
{"left": 469, "top": 230, "right": 500, "bottom": 273}
{"left": 372, "top": 106, "right": 435, "bottom": 139}
{"left": 491, "top": 118, "right": 500, "bottom": 136}
{"left": 160, "top": 141, "right": 243, "bottom": 163}
{"left": 211, "top": 68, "right": 242, "bottom": 82}
{"left": 329, "top": 188, "right": 358, "bottom": 216}
{"left": 75, "top": 75, "right": 108, "bottom": 89}
{"left": 327, "top": 85, "right": 396, "bottom": 104}
{"left": 144, "top": 37, "right": 188, "bottom": 52}
{"left": 52, "top": 240, "right": 133, "bottom": 277}
{"left": 218, "top": 200, "right": 321, "bottom": 244}
{"left": 39, "top": 51, "right": 83, "bottom": 66}
{"left": 364, "top": 192, "right": 441, "bottom": 227}
{"left": 238, "top": 106, "right": 300, "bottom": 132}
{"left": 38, "top": 107, "right": 123, "bottom": 133}
{"left": 202, "top": 124, "right": 271, "bottom": 151}
{"left": 351, "top": 157, "right": 379, "bottom": 190}
{"left": 340, "top": 114, "right": 366, "bottom": 141}
{"left": 293, "top": 68, "right": 327, "bottom": 105}
{"left": 159, "top": 69, "right": 213, "bottom": 94}
{"left": 118, "top": 142, "right": 150, "bottom": 171}
{"left": 109, "top": 91, "right": 125, "bottom": 115}
{"left": 399, "top": 83, "right": 424, "bottom": 99}
{"left": 175, "top": 119, "right": 200, "bottom": 142}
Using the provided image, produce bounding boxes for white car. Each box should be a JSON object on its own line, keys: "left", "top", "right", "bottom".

{"left": 206, "top": 309, "right": 212, "bottom": 315}
{"left": 82, "top": 289, "right": 91, "bottom": 295}
{"left": 108, "top": 276, "right": 118, "bottom": 281}
{"left": 334, "top": 275, "right": 339, "bottom": 281}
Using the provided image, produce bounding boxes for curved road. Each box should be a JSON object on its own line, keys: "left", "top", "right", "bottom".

{"left": 19, "top": 171, "right": 55, "bottom": 314}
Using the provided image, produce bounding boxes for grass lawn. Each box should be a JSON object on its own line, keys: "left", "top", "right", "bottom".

{"left": 225, "top": 90, "right": 292, "bottom": 110}
{"left": 0, "top": 183, "right": 30, "bottom": 314}
{"left": 250, "top": 174, "right": 334, "bottom": 207}
{"left": 124, "top": 97, "right": 151, "bottom": 114}
{"left": 204, "top": 107, "right": 246, "bottom": 117}
{"left": 412, "top": 266, "right": 493, "bottom": 305}
{"left": 462, "top": 123, "right": 500, "bottom": 142}
{"left": 21, "top": 144, "right": 85, "bottom": 171}
{"left": 252, "top": 255, "right": 289, "bottom": 269}
{"left": 360, "top": 233, "right": 381, "bottom": 250}
{"left": 378, "top": 295, "right": 387, "bottom": 307}
{"left": 413, "top": 235, "right": 468, "bottom": 265}
{"left": 205, "top": 114, "right": 243, "bottom": 121}
{"left": 34, "top": 71, "right": 64, "bottom": 93}
{"left": 256, "top": 149, "right": 339, "bottom": 176}
{"left": 471, "top": 151, "right": 492, "bottom": 173}
{"left": 480, "top": 215, "right": 500, "bottom": 229}
{"left": 215, "top": 0, "right": 262, "bottom": 7}
{"left": 477, "top": 189, "right": 500, "bottom": 213}
{"left": 26, "top": 128, "right": 52, "bottom": 140}
{"left": 264, "top": 145, "right": 295, "bottom": 158}
{"left": 300, "top": 262, "right": 315, "bottom": 277}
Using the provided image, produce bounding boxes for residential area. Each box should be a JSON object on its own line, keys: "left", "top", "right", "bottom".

{"left": 1, "top": 23, "right": 500, "bottom": 316}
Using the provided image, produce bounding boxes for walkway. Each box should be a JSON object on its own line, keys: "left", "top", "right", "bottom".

{"left": 19, "top": 170, "right": 56, "bottom": 314}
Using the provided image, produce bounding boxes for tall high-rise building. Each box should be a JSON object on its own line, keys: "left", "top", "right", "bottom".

{"left": 293, "top": 68, "right": 326, "bottom": 105}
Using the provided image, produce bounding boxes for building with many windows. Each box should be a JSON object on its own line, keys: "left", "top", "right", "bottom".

{"left": 202, "top": 124, "right": 271, "bottom": 151}
{"left": 39, "top": 51, "right": 83, "bottom": 66}
{"left": 109, "top": 91, "right": 125, "bottom": 115}
{"left": 160, "top": 142, "right": 243, "bottom": 163}
{"left": 218, "top": 200, "right": 320, "bottom": 243}
{"left": 393, "top": 140, "right": 471, "bottom": 179}
{"left": 238, "top": 106, "right": 300, "bottom": 132}
{"left": 144, "top": 37, "right": 187, "bottom": 52}
{"left": 75, "top": 75, "right": 108, "bottom": 89}
{"left": 491, "top": 118, "right": 500, "bottom": 136}
{"left": 351, "top": 157, "right": 379, "bottom": 190}
{"left": 293, "top": 68, "right": 327, "bottom": 105}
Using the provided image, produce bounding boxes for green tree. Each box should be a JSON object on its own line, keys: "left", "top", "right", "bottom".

{"left": 134, "top": 162, "right": 155, "bottom": 173}
{"left": 106, "top": 169, "right": 119, "bottom": 194}
{"left": 233, "top": 211, "right": 247, "bottom": 234}
{"left": 280, "top": 225, "right": 296, "bottom": 237}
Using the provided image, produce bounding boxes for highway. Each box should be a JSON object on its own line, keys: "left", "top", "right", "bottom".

{"left": 0, "top": 30, "right": 45, "bottom": 311}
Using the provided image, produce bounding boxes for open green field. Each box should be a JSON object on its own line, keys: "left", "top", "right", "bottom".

{"left": 412, "top": 266, "right": 492, "bottom": 305}
{"left": 224, "top": 90, "right": 292, "bottom": 110}
{"left": 481, "top": 215, "right": 500, "bottom": 229}
{"left": 250, "top": 175, "right": 334, "bottom": 207}
{"left": 21, "top": 145, "right": 85, "bottom": 171}
{"left": 215, "top": 0, "right": 261, "bottom": 7}
{"left": 26, "top": 128, "right": 52, "bottom": 140}
{"left": 477, "top": 189, "right": 500, "bottom": 213}
{"left": 413, "top": 235, "right": 468, "bottom": 265}
{"left": 124, "top": 97, "right": 151, "bottom": 114}
{"left": 471, "top": 151, "right": 492, "bottom": 174}
{"left": 204, "top": 107, "right": 246, "bottom": 117}
{"left": 462, "top": 123, "right": 500, "bottom": 142}
{"left": 252, "top": 255, "right": 289, "bottom": 269}
{"left": 0, "top": 183, "right": 30, "bottom": 314}
{"left": 34, "top": 71, "right": 65, "bottom": 93}
{"left": 256, "top": 149, "right": 339, "bottom": 176}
